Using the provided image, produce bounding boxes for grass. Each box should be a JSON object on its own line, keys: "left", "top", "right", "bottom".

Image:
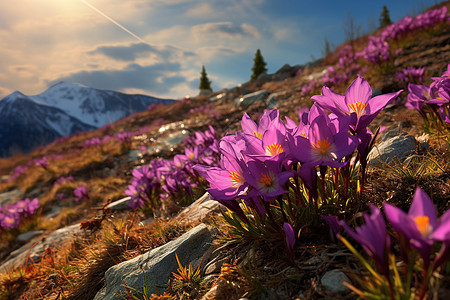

{"left": 1, "top": 4, "right": 450, "bottom": 299}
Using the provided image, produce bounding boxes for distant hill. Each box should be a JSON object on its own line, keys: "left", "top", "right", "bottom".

{"left": 0, "top": 83, "right": 176, "bottom": 156}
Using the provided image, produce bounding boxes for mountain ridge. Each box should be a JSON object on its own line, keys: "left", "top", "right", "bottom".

{"left": 0, "top": 82, "right": 176, "bottom": 156}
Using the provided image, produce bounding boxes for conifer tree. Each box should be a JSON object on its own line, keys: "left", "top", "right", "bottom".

{"left": 379, "top": 5, "right": 392, "bottom": 28}
{"left": 199, "top": 65, "right": 212, "bottom": 91}
{"left": 251, "top": 49, "right": 268, "bottom": 81}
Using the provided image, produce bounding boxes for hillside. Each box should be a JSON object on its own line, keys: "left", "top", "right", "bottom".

{"left": 0, "top": 2, "right": 449, "bottom": 299}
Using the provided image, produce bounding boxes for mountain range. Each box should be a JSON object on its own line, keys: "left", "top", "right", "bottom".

{"left": 0, "top": 82, "right": 176, "bottom": 157}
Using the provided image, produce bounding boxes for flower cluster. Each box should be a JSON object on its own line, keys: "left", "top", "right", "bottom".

{"left": 125, "top": 126, "right": 220, "bottom": 211}
{"left": 406, "top": 64, "right": 450, "bottom": 129}
{"left": 195, "top": 76, "right": 401, "bottom": 250}
{"left": 0, "top": 198, "right": 40, "bottom": 232}
{"left": 339, "top": 187, "right": 450, "bottom": 299}
{"left": 74, "top": 185, "right": 89, "bottom": 202}
{"left": 8, "top": 165, "right": 28, "bottom": 182}
{"left": 357, "top": 7, "right": 448, "bottom": 64}
{"left": 83, "top": 137, "right": 101, "bottom": 148}
{"left": 396, "top": 66, "right": 425, "bottom": 84}
{"left": 320, "top": 46, "right": 364, "bottom": 89}
{"left": 54, "top": 176, "right": 74, "bottom": 187}
{"left": 189, "top": 104, "right": 221, "bottom": 119}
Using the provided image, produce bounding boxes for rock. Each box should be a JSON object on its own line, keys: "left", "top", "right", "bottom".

{"left": 381, "top": 126, "right": 400, "bottom": 142}
{"left": 16, "top": 230, "right": 44, "bottom": 243}
{"left": 94, "top": 224, "right": 216, "bottom": 300}
{"left": 127, "top": 150, "right": 142, "bottom": 162}
{"left": 234, "top": 90, "right": 270, "bottom": 109}
{"left": 266, "top": 92, "right": 285, "bottom": 109}
{"left": 176, "top": 193, "right": 222, "bottom": 223}
{"left": 0, "top": 188, "right": 23, "bottom": 206}
{"left": 321, "top": 270, "right": 350, "bottom": 293}
{"left": 106, "top": 196, "right": 132, "bottom": 211}
{"left": 368, "top": 134, "right": 417, "bottom": 166}
{"left": 0, "top": 224, "right": 83, "bottom": 273}
{"left": 208, "top": 92, "right": 228, "bottom": 102}
{"left": 302, "top": 67, "right": 328, "bottom": 81}
{"left": 46, "top": 206, "right": 62, "bottom": 220}
{"left": 161, "top": 130, "right": 190, "bottom": 147}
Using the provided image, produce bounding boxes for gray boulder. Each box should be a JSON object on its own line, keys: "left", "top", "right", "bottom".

{"left": 321, "top": 269, "right": 350, "bottom": 293}
{"left": 368, "top": 134, "right": 417, "bottom": 166}
{"left": 0, "top": 224, "right": 82, "bottom": 273}
{"left": 176, "top": 193, "right": 223, "bottom": 223}
{"left": 0, "top": 188, "right": 22, "bottom": 206}
{"left": 94, "top": 223, "right": 216, "bottom": 300}
{"left": 234, "top": 90, "right": 270, "bottom": 109}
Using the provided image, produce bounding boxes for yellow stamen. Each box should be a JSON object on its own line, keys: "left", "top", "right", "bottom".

{"left": 229, "top": 171, "right": 244, "bottom": 187}
{"left": 347, "top": 101, "right": 367, "bottom": 116}
{"left": 189, "top": 152, "right": 195, "bottom": 159}
{"left": 266, "top": 143, "right": 284, "bottom": 156}
{"left": 260, "top": 173, "right": 273, "bottom": 187}
{"left": 414, "top": 216, "right": 430, "bottom": 236}
{"left": 313, "top": 138, "right": 331, "bottom": 154}
{"left": 253, "top": 131, "right": 263, "bottom": 139}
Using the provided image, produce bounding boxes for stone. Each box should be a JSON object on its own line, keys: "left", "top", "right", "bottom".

{"left": 106, "top": 196, "right": 132, "bottom": 211}
{"left": 208, "top": 92, "right": 228, "bottom": 102}
{"left": 161, "top": 130, "right": 190, "bottom": 147}
{"left": 266, "top": 92, "right": 285, "bottom": 109}
{"left": 368, "top": 134, "right": 417, "bottom": 166}
{"left": 302, "top": 67, "right": 328, "bottom": 81}
{"left": 234, "top": 90, "right": 270, "bottom": 109}
{"left": 16, "top": 230, "right": 44, "bottom": 243}
{"left": 94, "top": 224, "right": 216, "bottom": 300}
{"left": 0, "top": 188, "right": 23, "bottom": 206}
{"left": 176, "top": 192, "right": 222, "bottom": 223}
{"left": 321, "top": 270, "right": 350, "bottom": 293}
{"left": 0, "top": 224, "right": 83, "bottom": 273}
{"left": 126, "top": 150, "right": 142, "bottom": 162}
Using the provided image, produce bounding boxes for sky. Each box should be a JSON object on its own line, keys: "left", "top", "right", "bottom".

{"left": 0, "top": 0, "right": 445, "bottom": 100}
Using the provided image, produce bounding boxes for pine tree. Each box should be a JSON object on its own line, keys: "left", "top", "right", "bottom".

{"left": 379, "top": 5, "right": 392, "bottom": 28}
{"left": 199, "top": 65, "right": 212, "bottom": 91}
{"left": 251, "top": 49, "right": 268, "bottom": 81}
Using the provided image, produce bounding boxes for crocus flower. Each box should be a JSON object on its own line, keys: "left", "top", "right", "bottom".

{"left": 384, "top": 187, "right": 450, "bottom": 269}
{"left": 283, "top": 222, "right": 296, "bottom": 253}
{"left": 244, "top": 159, "right": 292, "bottom": 201}
{"left": 74, "top": 185, "right": 89, "bottom": 202}
{"left": 312, "top": 76, "right": 402, "bottom": 132}
{"left": 288, "top": 114, "right": 359, "bottom": 168}
{"left": 340, "top": 205, "right": 391, "bottom": 277}
{"left": 321, "top": 215, "right": 340, "bottom": 243}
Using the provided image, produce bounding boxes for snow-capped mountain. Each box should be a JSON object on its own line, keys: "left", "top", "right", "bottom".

{"left": 33, "top": 82, "right": 176, "bottom": 127}
{"left": 0, "top": 83, "right": 176, "bottom": 156}
{"left": 0, "top": 91, "right": 96, "bottom": 157}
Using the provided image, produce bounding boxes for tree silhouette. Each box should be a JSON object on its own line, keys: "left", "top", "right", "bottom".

{"left": 199, "top": 65, "right": 212, "bottom": 91}
{"left": 379, "top": 5, "right": 392, "bottom": 28}
{"left": 251, "top": 49, "right": 268, "bottom": 81}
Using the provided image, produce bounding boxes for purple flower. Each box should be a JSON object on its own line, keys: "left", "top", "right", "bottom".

{"left": 340, "top": 205, "right": 391, "bottom": 277}
{"left": 35, "top": 157, "right": 49, "bottom": 169}
{"left": 288, "top": 113, "right": 359, "bottom": 168}
{"left": 74, "top": 185, "right": 89, "bottom": 202}
{"left": 312, "top": 76, "right": 402, "bottom": 132}
{"left": 244, "top": 159, "right": 292, "bottom": 201}
{"left": 283, "top": 222, "right": 296, "bottom": 253}
{"left": 321, "top": 215, "right": 340, "bottom": 243}
{"left": 384, "top": 187, "right": 450, "bottom": 269}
